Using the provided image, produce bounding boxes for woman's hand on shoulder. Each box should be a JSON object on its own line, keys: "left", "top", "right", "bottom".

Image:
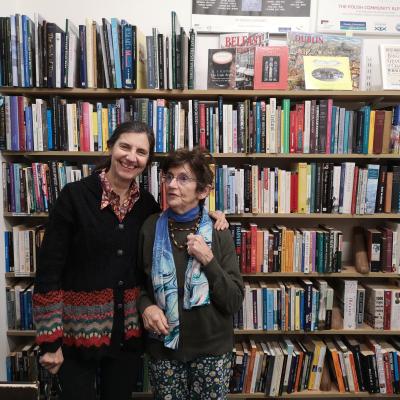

{"left": 208, "top": 210, "right": 229, "bottom": 231}
{"left": 142, "top": 304, "right": 169, "bottom": 336}
{"left": 187, "top": 233, "right": 214, "bottom": 266}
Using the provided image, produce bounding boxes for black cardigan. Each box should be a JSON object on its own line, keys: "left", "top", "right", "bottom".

{"left": 33, "top": 172, "right": 160, "bottom": 359}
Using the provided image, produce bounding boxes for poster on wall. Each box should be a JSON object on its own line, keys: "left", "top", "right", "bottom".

{"left": 317, "top": 0, "right": 400, "bottom": 35}
{"left": 192, "top": 0, "right": 311, "bottom": 33}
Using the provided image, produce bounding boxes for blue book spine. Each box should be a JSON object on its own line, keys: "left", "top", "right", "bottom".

{"left": 338, "top": 164, "right": 345, "bottom": 213}
{"left": 344, "top": 111, "right": 350, "bottom": 154}
{"left": 97, "top": 103, "right": 103, "bottom": 151}
{"left": 262, "top": 288, "right": 268, "bottom": 330}
{"left": 4, "top": 232, "right": 10, "bottom": 272}
{"left": 10, "top": 96, "right": 19, "bottom": 150}
{"left": 365, "top": 164, "right": 380, "bottom": 214}
{"left": 9, "top": 163, "right": 16, "bottom": 212}
{"left": 22, "top": 15, "right": 30, "bottom": 87}
{"left": 19, "top": 291, "right": 25, "bottom": 330}
{"left": 107, "top": 104, "right": 113, "bottom": 138}
{"left": 26, "top": 290, "right": 33, "bottom": 329}
{"left": 266, "top": 289, "right": 274, "bottom": 330}
{"left": 209, "top": 106, "right": 214, "bottom": 153}
{"left": 146, "top": 36, "right": 155, "bottom": 89}
{"left": 111, "top": 18, "right": 122, "bottom": 89}
{"left": 47, "top": 110, "right": 53, "bottom": 150}
{"left": 13, "top": 164, "right": 21, "bottom": 213}
{"left": 256, "top": 101, "right": 261, "bottom": 153}
{"left": 363, "top": 106, "right": 371, "bottom": 154}
{"left": 25, "top": 106, "right": 33, "bottom": 150}
{"left": 122, "top": 22, "right": 133, "bottom": 88}
{"left": 393, "top": 351, "right": 399, "bottom": 387}
{"left": 330, "top": 106, "right": 337, "bottom": 153}
{"left": 156, "top": 105, "right": 164, "bottom": 152}
{"left": 147, "top": 100, "right": 153, "bottom": 128}
{"left": 6, "top": 356, "right": 12, "bottom": 381}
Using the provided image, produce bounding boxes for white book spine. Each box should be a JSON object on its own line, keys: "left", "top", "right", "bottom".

{"left": 342, "top": 162, "right": 355, "bottom": 214}
{"left": 303, "top": 100, "right": 311, "bottom": 153}
{"left": 270, "top": 98, "right": 276, "bottom": 153}
{"left": 343, "top": 280, "right": 357, "bottom": 329}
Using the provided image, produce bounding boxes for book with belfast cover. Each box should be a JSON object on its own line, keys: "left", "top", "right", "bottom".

{"left": 253, "top": 46, "right": 288, "bottom": 90}
{"left": 380, "top": 44, "right": 400, "bottom": 90}
{"left": 219, "top": 32, "right": 269, "bottom": 48}
{"left": 287, "top": 32, "right": 362, "bottom": 90}
{"left": 303, "top": 56, "right": 352, "bottom": 90}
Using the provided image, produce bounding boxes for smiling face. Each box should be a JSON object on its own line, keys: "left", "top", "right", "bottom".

{"left": 165, "top": 163, "right": 210, "bottom": 214}
{"left": 107, "top": 132, "right": 150, "bottom": 186}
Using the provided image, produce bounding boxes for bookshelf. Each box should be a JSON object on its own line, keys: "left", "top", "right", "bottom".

{"left": 1, "top": 88, "right": 400, "bottom": 397}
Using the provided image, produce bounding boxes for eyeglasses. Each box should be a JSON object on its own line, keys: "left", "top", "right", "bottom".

{"left": 162, "top": 173, "right": 197, "bottom": 186}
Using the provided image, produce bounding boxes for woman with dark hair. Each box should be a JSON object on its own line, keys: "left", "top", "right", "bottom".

{"left": 138, "top": 147, "right": 244, "bottom": 400}
{"left": 32, "top": 122, "right": 227, "bottom": 400}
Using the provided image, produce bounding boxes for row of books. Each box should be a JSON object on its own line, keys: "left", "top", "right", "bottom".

{"left": 237, "top": 279, "right": 400, "bottom": 332}
{"left": 229, "top": 223, "right": 343, "bottom": 274}
{"left": 6, "top": 281, "right": 34, "bottom": 330}
{"left": 230, "top": 337, "right": 400, "bottom": 395}
{"left": 2, "top": 162, "right": 95, "bottom": 214}
{"left": 4, "top": 160, "right": 400, "bottom": 217}
{"left": 1, "top": 95, "right": 400, "bottom": 154}
{"left": 146, "top": 162, "right": 400, "bottom": 215}
{"left": 0, "top": 12, "right": 194, "bottom": 90}
{"left": 4, "top": 225, "right": 45, "bottom": 274}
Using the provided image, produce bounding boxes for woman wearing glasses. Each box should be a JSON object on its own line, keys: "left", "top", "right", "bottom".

{"left": 33, "top": 122, "right": 227, "bottom": 400}
{"left": 138, "top": 147, "right": 244, "bottom": 400}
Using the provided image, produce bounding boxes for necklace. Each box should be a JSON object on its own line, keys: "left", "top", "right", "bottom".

{"left": 168, "top": 216, "right": 201, "bottom": 249}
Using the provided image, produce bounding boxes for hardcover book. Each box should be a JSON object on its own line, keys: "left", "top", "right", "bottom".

{"left": 287, "top": 32, "right": 362, "bottom": 90}
{"left": 303, "top": 56, "right": 352, "bottom": 90}
{"left": 253, "top": 46, "right": 288, "bottom": 90}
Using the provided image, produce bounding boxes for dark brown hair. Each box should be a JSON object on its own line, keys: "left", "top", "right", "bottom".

{"left": 162, "top": 147, "right": 214, "bottom": 193}
{"left": 95, "top": 121, "right": 155, "bottom": 171}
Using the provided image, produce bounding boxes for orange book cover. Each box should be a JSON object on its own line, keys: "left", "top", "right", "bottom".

{"left": 254, "top": 46, "right": 288, "bottom": 90}
{"left": 244, "top": 340, "right": 257, "bottom": 393}
{"left": 348, "top": 351, "right": 360, "bottom": 392}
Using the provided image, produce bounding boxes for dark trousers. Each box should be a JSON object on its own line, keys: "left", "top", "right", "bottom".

{"left": 58, "top": 352, "right": 141, "bottom": 400}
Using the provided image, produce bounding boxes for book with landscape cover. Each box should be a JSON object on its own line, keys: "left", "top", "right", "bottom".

{"left": 287, "top": 32, "right": 362, "bottom": 90}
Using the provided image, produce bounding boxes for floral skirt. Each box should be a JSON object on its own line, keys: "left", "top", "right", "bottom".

{"left": 149, "top": 352, "right": 232, "bottom": 400}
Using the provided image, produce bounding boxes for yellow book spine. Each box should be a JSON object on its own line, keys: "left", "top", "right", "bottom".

{"left": 102, "top": 109, "right": 108, "bottom": 151}
{"left": 297, "top": 162, "right": 308, "bottom": 213}
{"left": 368, "top": 110, "right": 375, "bottom": 154}
{"left": 308, "top": 342, "right": 321, "bottom": 389}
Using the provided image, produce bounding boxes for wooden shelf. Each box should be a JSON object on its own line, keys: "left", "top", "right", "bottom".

{"left": 7, "top": 330, "right": 36, "bottom": 337}
{"left": 2, "top": 88, "right": 400, "bottom": 101}
{"left": 234, "top": 327, "right": 400, "bottom": 336}
{"left": 2, "top": 150, "right": 400, "bottom": 160}
{"left": 131, "top": 391, "right": 400, "bottom": 399}
{"left": 242, "top": 265, "right": 399, "bottom": 278}
{"left": 5, "top": 272, "right": 35, "bottom": 278}
{"left": 4, "top": 211, "right": 399, "bottom": 219}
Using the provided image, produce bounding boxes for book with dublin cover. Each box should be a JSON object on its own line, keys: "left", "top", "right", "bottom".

{"left": 288, "top": 32, "right": 362, "bottom": 90}
{"left": 303, "top": 56, "right": 352, "bottom": 90}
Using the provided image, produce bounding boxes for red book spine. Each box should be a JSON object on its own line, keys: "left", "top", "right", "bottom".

{"left": 351, "top": 166, "right": 359, "bottom": 215}
{"left": 241, "top": 230, "right": 247, "bottom": 273}
{"left": 296, "top": 103, "right": 304, "bottom": 153}
{"left": 326, "top": 99, "right": 333, "bottom": 153}
{"left": 289, "top": 110, "right": 297, "bottom": 153}
{"left": 384, "top": 289, "right": 392, "bottom": 330}
{"left": 250, "top": 224, "right": 257, "bottom": 273}
{"left": 199, "top": 103, "right": 206, "bottom": 149}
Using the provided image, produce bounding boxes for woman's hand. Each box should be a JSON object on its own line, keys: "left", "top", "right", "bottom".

{"left": 142, "top": 305, "right": 169, "bottom": 336}
{"left": 187, "top": 233, "right": 214, "bottom": 265}
{"left": 39, "top": 347, "right": 64, "bottom": 375}
{"left": 208, "top": 210, "right": 229, "bottom": 231}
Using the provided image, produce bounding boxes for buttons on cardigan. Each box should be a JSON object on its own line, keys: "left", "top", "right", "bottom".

{"left": 118, "top": 223, "right": 124, "bottom": 230}
{"left": 117, "top": 303, "right": 123, "bottom": 310}
{"left": 118, "top": 280, "right": 124, "bottom": 287}
{"left": 117, "top": 249, "right": 124, "bottom": 256}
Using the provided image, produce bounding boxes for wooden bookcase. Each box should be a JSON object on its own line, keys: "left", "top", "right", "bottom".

{"left": 1, "top": 88, "right": 400, "bottom": 399}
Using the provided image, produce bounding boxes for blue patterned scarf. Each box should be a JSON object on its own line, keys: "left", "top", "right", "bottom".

{"left": 152, "top": 205, "right": 212, "bottom": 349}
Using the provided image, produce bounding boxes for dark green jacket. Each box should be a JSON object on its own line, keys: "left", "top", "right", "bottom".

{"left": 137, "top": 213, "right": 244, "bottom": 361}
